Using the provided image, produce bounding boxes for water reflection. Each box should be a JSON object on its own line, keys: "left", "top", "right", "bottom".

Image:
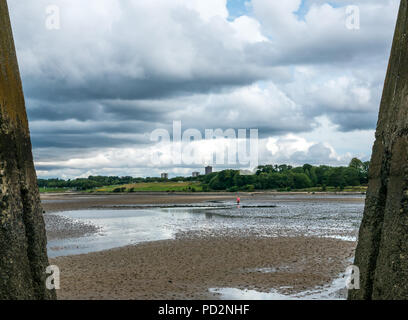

{"left": 47, "top": 196, "right": 364, "bottom": 258}
{"left": 205, "top": 212, "right": 213, "bottom": 220}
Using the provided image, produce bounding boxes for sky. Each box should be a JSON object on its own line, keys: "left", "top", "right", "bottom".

{"left": 7, "top": 0, "right": 400, "bottom": 179}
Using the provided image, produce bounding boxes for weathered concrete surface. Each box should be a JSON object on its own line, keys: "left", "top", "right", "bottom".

{"left": 349, "top": 0, "right": 408, "bottom": 300}
{"left": 0, "top": 0, "right": 55, "bottom": 299}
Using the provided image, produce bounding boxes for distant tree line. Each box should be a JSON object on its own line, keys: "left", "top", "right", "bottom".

{"left": 38, "top": 175, "right": 171, "bottom": 191}
{"left": 38, "top": 158, "right": 369, "bottom": 192}
{"left": 197, "top": 158, "right": 369, "bottom": 192}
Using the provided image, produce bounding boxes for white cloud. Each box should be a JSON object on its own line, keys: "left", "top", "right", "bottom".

{"left": 184, "top": 0, "right": 229, "bottom": 21}
{"left": 266, "top": 134, "right": 314, "bottom": 157}
{"left": 230, "top": 16, "right": 268, "bottom": 44}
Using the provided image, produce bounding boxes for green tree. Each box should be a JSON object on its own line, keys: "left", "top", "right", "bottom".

{"left": 292, "top": 173, "right": 312, "bottom": 189}
{"left": 349, "top": 158, "right": 364, "bottom": 170}
{"left": 328, "top": 168, "right": 346, "bottom": 188}
{"left": 343, "top": 167, "right": 360, "bottom": 186}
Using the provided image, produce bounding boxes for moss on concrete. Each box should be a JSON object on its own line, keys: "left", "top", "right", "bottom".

{"left": 349, "top": 0, "right": 408, "bottom": 300}
{"left": 0, "top": 0, "right": 55, "bottom": 300}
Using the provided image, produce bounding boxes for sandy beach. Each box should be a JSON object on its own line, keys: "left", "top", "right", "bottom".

{"left": 42, "top": 192, "right": 362, "bottom": 300}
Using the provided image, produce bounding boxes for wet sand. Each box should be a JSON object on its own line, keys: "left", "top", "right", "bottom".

{"left": 51, "top": 235, "right": 355, "bottom": 300}
{"left": 41, "top": 192, "right": 364, "bottom": 213}
{"left": 44, "top": 214, "right": 101, "bottom": 241}
{"left": 42, "top": 192, "right": 361, "bottom": 300}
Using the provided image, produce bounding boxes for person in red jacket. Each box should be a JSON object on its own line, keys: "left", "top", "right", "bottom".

{"left": 236, "top": 197, "right": 241, "bottom": 205}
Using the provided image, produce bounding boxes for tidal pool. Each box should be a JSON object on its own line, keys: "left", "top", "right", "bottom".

{"left": 210, "top": 275, "right": 348, "bottom": 300}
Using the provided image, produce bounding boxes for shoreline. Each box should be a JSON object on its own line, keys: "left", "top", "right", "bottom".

{"left": 42, "top": 190, "right": 366, "bottom": 197}
{"left": 41, "top": 192, "right": 365, "bottom": 213}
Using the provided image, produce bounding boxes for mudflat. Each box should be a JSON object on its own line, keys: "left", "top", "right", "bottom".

{"left": 42, "top": 192, "right": 361, "bottom": 300}
{"left": 51, "top": 235, "right": 355, "bottom": 300}
{"left": 41, "top": 191, "right": 364, "bottom": 212}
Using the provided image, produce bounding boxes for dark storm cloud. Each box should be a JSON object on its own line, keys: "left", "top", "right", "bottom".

{"left": 26, "top": 99, "right": 103, "bottom": 121}
{"left": 26, "top": 99, "right": 167, "bottom": 123}
{"left": 328, "top": 111, "right": 379, "bottom": 132}
{"left": 245, "top": 37, "right": 391, "bottom": 68}
{"left": 23, "top": 68, "right": 270, "bottom": 103}
{"left": 35, "top": 164, "right": 70, "bottom": 171}
{"left": 31, "top": 133, "right": 140, "bottom": 149}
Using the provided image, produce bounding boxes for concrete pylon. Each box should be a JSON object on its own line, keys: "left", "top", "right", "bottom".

{"left": 0, "top": 0, "right": 55, "bottom": 299}
{"left": 349, "top": 0, "right": 408, "bottom": 300}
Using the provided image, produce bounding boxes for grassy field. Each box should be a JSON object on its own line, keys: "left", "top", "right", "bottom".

{"left": 94, "top": 182, "right": 203, "bottom": 192}
{"left": 39, "top": 187, "right": 71, "bottom": 193}
{"left": 39, "top": 183, "right": 367, "bottom": 193}
{"left": 294, "top": 185, "right": 367, "bottom": 193}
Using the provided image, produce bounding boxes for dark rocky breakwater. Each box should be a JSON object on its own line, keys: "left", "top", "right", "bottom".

{"left": 0, "top": 0, "right": 55, "bottom": 299}
{"left": 350, "top": 0, "right": 408, "bottom": 300}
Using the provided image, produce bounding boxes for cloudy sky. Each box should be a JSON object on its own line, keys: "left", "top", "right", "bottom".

{"left": 8, "top": 0, "right": 400, "bottom": 178}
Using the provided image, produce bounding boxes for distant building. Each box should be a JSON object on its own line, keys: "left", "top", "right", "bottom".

{"left": 205, "top": 166, "right": 213, "bottom": 175}
{"left": 161, "top": 173, "right": 168, "bottom": 180}
{"left": 192, "top": 172, "right": 200, "bottom": 178}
